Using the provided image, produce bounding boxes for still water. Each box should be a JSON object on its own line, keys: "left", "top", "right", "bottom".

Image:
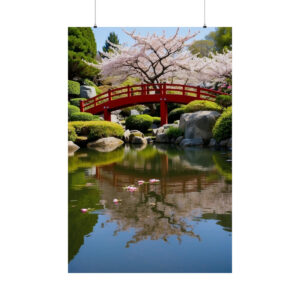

{"left": 68, "top": 144, "right": 232, "bottom": 273}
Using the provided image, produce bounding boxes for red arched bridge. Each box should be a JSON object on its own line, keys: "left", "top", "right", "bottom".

{"left": 80, "top": 83, "right": 228, "bottom": 126}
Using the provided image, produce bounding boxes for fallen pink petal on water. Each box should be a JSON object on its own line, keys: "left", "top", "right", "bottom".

{"left": 149, "top": 179, "right": 160, "bottom": 183}
{"left": 81, "top": 208, "right": 88, "bottom": 213}
{"left": 138, "top": 180, "right": 145, "bottom": 185}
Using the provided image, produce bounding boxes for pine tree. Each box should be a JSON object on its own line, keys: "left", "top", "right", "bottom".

{"left": 102, "top": 32, "right": 120, "bottom": 53}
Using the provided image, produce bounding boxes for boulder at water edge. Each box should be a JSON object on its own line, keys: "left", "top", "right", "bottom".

{"left": 87, "top": 137, "right": 124, "bottom": 152}
{"left": 128, "top": 130, "right": 144, "bottom": 143}
{"left": 80, "top": 85, "right": 96, "bottom": 98}
{"left": 179, "top": 111, "right": 220, "bottom": 142}
{"left": 156, "top": 133, "right": 170, "bottom": 143}
{"left": 68, "top": 141, "right": 80, "bottom": 155}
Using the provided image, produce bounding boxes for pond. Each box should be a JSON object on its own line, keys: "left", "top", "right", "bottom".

{"left": 68, "top": 144, "right": 232, "bottom": 273}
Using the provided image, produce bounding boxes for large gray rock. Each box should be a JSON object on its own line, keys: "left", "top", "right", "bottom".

{"left": 87, "top": 137, "right": 124, "bottom": 152}
{"left": 208, "top": 138, "right": 217, "bottom": 147}
{"left": 68, "top": 141, "right": 80, "bottom": 154}
{"left": 131, "top": 136, "right": 147, "bottom": 144}
{"left": 156, "top": 133, "right": 170, "bottom": 143}
{"left": 123, "top": 130, "right": 131, "bottom": 143}
{"left": 180, "top": 138, "right": 203, "bottom": 147}
{"left": 179, "top": 111, "right": 220, "bottom": 142}
{"left": 80, "top": 85, "right": 96, "bottom": 98}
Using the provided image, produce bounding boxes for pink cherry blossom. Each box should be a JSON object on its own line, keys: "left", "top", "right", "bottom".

{"left": 113, "top": 199, "right": 119, "bottom": 203}
{"left": 138, "top": 180, "right": 145, "bottom": 185}
{"left": 81, "top": 208, "right": 88, "bottom": 213}
{"left": 149, "top": 179, "right": 160, "bottom": 183}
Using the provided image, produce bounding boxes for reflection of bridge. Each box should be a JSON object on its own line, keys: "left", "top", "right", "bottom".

{"left": 80, "top": 83, "right": 228, "bottom": 125}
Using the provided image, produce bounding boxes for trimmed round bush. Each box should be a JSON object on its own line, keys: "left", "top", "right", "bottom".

{"left": 185, "top": 100, "right": 223, "bottom": 113}
{"left": 168, "top": 107, "right": 186, "bottom": 123}
{"left": 69, "top": 121, "right": 124, "bottom": 141}
{"left": 215, "top": 95, "right": 232, "bottom": 107}
{"left": 68, "top": 104, "right": 80, "bottom": 120}
{"left": 68, "top": 80, "right": 80, "bottom": 96}
{"left": 70, "top": 98, "right": 86, "bottom": 107}
{"left": 125, "top": 114, "right": 153, "bottom": 132}
{"left": 68, "top": 124, "right": 77, "bottom": 142}
{"left": 70, "top": 112, "right": 98, "bottom": 121}
{"left": 212, "top": 107, "right": 232, "bottom": 142}
{"left": 152, "top": 116, "right": 161, "bottom": 126}
{"left": 166, "top": 127, "right": 183, "bottom": 139}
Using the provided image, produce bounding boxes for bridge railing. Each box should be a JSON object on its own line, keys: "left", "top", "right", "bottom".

{"left": 80, "top": 83, "right": 228, "bottom": 112}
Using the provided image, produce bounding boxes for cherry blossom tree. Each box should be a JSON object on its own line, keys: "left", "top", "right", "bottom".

{"left": 89, "top": 28, "right": 232, "bottom": 87}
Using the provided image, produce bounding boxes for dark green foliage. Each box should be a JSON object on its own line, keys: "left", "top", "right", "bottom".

{"left": 68, "top": 27, "right": 97, "bottom": 60}
{"left": 125, "top": 114, "right": 153, "bottom": 132}
{"left": 186, "top": 100, "right": 223, "bottom": 113}
{"left": 68, "top": 104, "right": 80, "bottom": 120}
{"left": 215, "top": 95, "right": 232, "bottom": 107}
{"left": 102, "top": 32, "right": 120, "bottom": 53}
{"left": 168, "top": 107, "right": 186, "bottom": 123}
{"left": 206, "top": 27, "right": 232, "bottom": 52}
{"left": 213, "top": 107, "right": 232, "bottom": 142}
{"left": 70, "top": 112, "right": 98, "bottom": 121}
{"left": 69, "top": 121, "right": 124, "bottom": 141}
{"left": 68, "top": 124, "right": 77, "bottom": 142}
{"left": 70, "top": 98, "right": 86, "bottom": 107}
{"left": 166, "top": 127, "right": 183, "bottom": 139}
{"left": 68, "top": 80, "right": 80, "bottom": 96}
{"left": 68, "top": 27, "right": 98, "bottom": 80}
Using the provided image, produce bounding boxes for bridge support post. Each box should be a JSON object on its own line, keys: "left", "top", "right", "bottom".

{"left": 104, "top": 108, "right": 111, "bottom": 121}
{"left": 160, "top": 100, "right": 168, "bottom": 126}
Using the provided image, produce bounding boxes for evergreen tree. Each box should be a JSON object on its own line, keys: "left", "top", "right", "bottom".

{"left": 102, "top": 32, "right": 120, "bottom": 53}
{"left": 68, "top": 27, "right": 98, "bottom": 80}
{"left": 206, "top": 27, "right": 232, "bottom": 52}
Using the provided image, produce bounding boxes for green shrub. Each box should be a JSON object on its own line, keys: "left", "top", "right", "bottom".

{"left": 168, "top": 107, "right": 186, "bottom": 123}
{"left": 70, "top": 112, "right": 98, "bottom": 121}
{"left": 69, "top": 121, "right": 124, "bottom": 141}
{"left": 186, "top": 100, "right": 223, "bottom": 113}
{"left": 152, "top": 117, "right": 161, "bottom": 126}
{"left": 166, "top": 127, "right": 183, "bottom": 139}
{"left": 212, "top": 107, "right": 232, "bottom": 142}
{"left": 68, "top": 80, "right": 80, "bottom": 96}
{"left": 68, "top": 124, "right": 77, "bottom": 142}
{"left": 68, "top": 104, "right": 80, "bottom": 120}
{"left": 215, "top": 95, "right": 232, "bottom": 107}
{"left": 70, "top": 98, "right": 86, "bottom": 107}
{"left": 125, "top": 114, "right": 153, "bottom": 132}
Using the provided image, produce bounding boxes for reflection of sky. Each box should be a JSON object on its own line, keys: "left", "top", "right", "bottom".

{"left": 69, "top": 215, "right": 231, "bottom": 273}
{"left": 92, "top": 27, "right": 217, "bottom": 51}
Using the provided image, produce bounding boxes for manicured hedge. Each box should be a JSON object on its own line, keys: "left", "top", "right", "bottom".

{"left": 125, "top": 114, "right": 153, "bottom": 132}
{"left": 168, "top": 107, "right": 186, "bottom": 123}
{"left": 212, "top": 106, "right": 232, "bottom": 142}
{"left": 68, "top": 104, "right": 80, "bottom": 120}
{"left": 69, "top": 121, "right": 124, "bottom": 141}
{"left": 185, "top": 100, "right": 223, "bottom": 113}
{"left": 69, "top": 112, "right": 98, "bottom": 121}
{"left": 68, "top": 124, "right": 77, "bottom": 142}
{"left": 70, "top": 98, "right": 86, "bottom": 108}
{"left": 152, "top": 117, "right": 161, "bottom": 126}
{"left": 215, "top": 95, "right": 232, "bottom": 107}
{"left": 166, "top": 127, "right": 183, "bottom": 139}
{"left": 68, "top": 80, "right": 80, "bottom": 96}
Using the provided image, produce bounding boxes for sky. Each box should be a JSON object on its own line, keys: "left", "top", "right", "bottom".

{"left": 92, "top": 27, "right": 217, "bottom": 52}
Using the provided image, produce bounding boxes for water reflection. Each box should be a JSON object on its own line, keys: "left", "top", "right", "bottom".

{"left": 68, "top": 145, "right": 232, "bottom": 270}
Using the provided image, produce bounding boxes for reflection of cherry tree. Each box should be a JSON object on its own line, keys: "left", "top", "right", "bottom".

{"left": 103, "top": 190, "right": 201, "bottom": 248}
